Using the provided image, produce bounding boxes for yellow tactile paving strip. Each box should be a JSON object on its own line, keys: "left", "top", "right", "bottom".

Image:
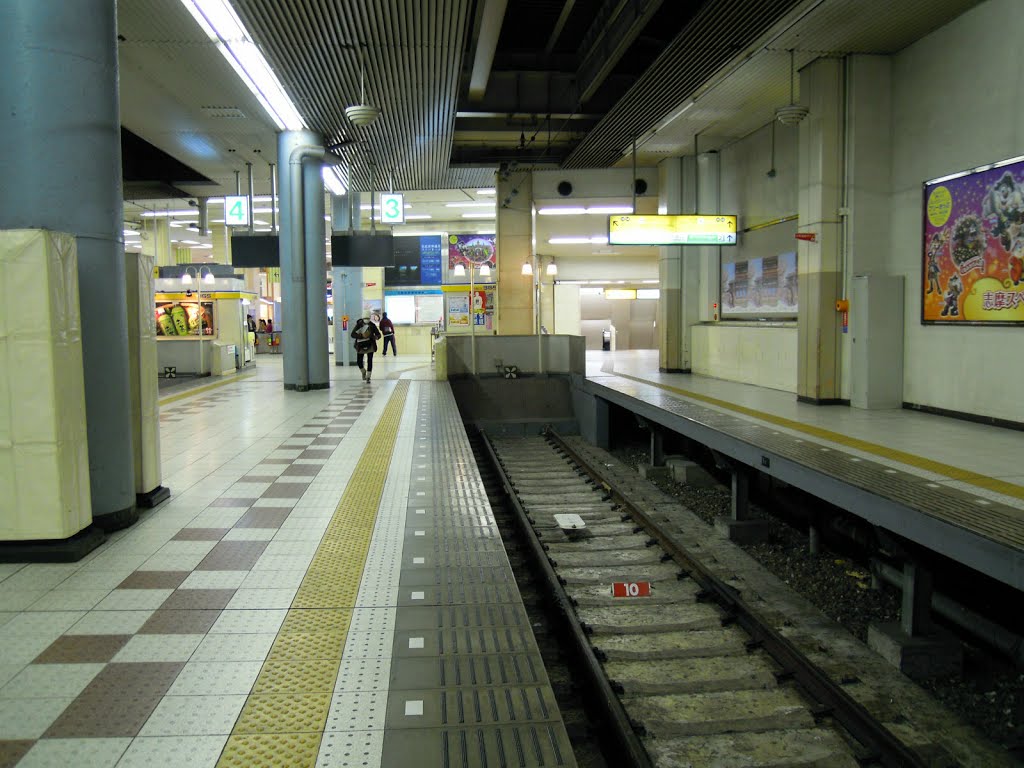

{"left": 217, "top": 381, "right": 410, "bottom": 767}
{"left": 612, "top": 372, "right": 1024, "bottom": 501}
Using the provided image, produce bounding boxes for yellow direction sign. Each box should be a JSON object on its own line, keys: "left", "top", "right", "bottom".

{"left": 609, "top": 214, "right": 737, "bottom": 245}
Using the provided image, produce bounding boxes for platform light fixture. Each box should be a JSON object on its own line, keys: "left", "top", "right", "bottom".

{"left": 180, "top": 0, "right": 305, "bottom": 131}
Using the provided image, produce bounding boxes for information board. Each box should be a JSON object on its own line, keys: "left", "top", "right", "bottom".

{"left": 609, "top": 214, "right": 737, "bottom": 245}
{"left": 380, "top": 193, "right": 405, "bottom": 224}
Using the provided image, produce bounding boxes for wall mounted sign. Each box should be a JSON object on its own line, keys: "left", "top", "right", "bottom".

{"left": 609, "top": 214, "right": 737, "bottom": 245}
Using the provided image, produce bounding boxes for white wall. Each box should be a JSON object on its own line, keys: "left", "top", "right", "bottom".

{"left": 891, "top": 0, "right": 1024, "bottom": 421}
{"left": 692, "top": 120, "right": 800, "bottom": 385}
{"left": 692, "top": 324, "right": 798, "bottom": 392}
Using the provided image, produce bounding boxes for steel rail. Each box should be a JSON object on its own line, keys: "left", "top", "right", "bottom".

{"left": 545, "top": 429, "right": 928, "bottom": 768}
{"left": 478, "top": 431, "right": 654, "bottom": 768}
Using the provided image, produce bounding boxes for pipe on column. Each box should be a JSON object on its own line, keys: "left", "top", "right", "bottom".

{"left": 0, "top": 0, "right": 136, "bottom": 527}
{"left": 303, "top": 160, "right": 329, "bottom": 388}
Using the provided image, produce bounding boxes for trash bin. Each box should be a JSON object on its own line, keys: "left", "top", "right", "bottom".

{"left": 601, "top": 330, "right": 611, "bottom": 351}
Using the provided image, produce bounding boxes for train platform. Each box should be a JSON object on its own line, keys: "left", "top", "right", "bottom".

{"left": 582, "top": 350, "right": 1024, "bottom": 591}
{"left": 0, "top": 356, "right": 573, "bottom": 768}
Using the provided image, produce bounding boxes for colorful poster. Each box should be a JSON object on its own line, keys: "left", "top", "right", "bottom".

{"left": 447, "top": 234, "right": 496, "bottom": 283}
{"left": 923, "top": 157, "right": 1024, "bottom": 324}
{"left": 721, "top": 252, "right": 798, "bottom": 316}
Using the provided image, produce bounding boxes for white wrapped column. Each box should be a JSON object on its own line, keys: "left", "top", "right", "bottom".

{"left": 0, "top": 230, "right": 92, "bottom": 541}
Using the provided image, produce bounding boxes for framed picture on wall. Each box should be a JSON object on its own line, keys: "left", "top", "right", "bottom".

{"left": 922, "top": 155, "right": 1024, "bottom": 325}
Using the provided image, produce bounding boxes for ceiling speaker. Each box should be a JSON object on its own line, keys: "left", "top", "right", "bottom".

{"left": 634, "top": 179, "right": 648, "bottom": 195}
{"left": 557, "top": 181, "right": 573, "bottom": 197}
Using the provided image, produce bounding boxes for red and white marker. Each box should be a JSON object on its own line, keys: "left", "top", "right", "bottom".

{"left": 611, "top": 581, "right": 652, "bottom": 598}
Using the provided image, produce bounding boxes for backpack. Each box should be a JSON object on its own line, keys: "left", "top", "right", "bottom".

{"left": 354, "top": 323, "right": 374, "bottom": 351}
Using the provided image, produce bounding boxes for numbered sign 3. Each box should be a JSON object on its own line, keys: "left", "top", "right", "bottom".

{"left": 611, "top": 581, "right": 651, "bottom": 598}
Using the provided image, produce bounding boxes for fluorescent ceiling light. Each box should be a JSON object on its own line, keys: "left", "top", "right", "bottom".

{"left": 537, "top": 207, "right": 586, "bottom": 216}
{"left": 254, "top": 227, "right": 273, "bottom": 232}
{"left": 548, "top": 236, "right": 608, "bottom": 245}
{"left": 445, "top": 202, "right": 495, "bottom": 208}
{"left": 642, "top": 279, "right": 659, "bottom": 284}
{"left": 323, "top": 166, "right": 346, "bottom": 196}
{"left": 252, "top": 207, "right": 279, "bottom": 214}
{"left": 586, "top": 206, "right": 634, "bottom": 214}
{"left": 405, "top": 214, "right": 432, "bottom": 220}
{"left": 476, "top": 188, "right": 496, "bottom": 195}
{"left": 141, "top": 210, "right": 195, "bottom": 217}
{"left": 190, "top": 244, "right": 213, "bottom": 249}
{"left": 180, "top": 240, "right": 201, "bottom": 246}
{"left": 462, "top": 213, "right": 494, "bottom": 219}
{"left": 179, "top": 0, "right": 305, "bottom": 131}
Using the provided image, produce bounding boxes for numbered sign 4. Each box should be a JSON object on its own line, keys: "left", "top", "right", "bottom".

{"left": 611, "top": 581, "right": 651, "bottom": 598}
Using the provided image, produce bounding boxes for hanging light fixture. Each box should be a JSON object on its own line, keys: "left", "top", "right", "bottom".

{"left": 775, "top": 50, "right": 809, "bottom": 126}
{"left": 478, "top": 264, "right": 491, "bottom": 277}
{"left": 521, "top": 262, "right": 533, "bottom": 276}
{"left": 546, "top": 259, "right": 558, "bottom": 276}
{"left": 345, "top": 46, "right": 381, "bottom": 127}
{"left": 453, "top": 263, "right": 466, "bottom": 277}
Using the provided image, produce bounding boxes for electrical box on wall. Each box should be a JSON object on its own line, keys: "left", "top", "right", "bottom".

{"left": 851, "top": 275, "right": 904, "bottom": 409}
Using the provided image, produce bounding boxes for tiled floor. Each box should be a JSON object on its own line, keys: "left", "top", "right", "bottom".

{"left": 0, "top": 356, "right": 434, "bottom": 767}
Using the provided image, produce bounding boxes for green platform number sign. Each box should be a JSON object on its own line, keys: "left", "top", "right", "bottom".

{"left": 380, "top": 193, "right": 405, "bottom": 225}
{"left": 224, "top": 195, "right": 249, "bottom": 227}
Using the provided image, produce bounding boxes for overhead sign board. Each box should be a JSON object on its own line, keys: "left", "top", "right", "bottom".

{"left": 224, "top": 195, "right": 250, "bottom": 227}
{"left": 609, "top": 214, "right": 737, "bottom": 245}
{"left": 380, "top": 193, "right": 405, "bottom": 224}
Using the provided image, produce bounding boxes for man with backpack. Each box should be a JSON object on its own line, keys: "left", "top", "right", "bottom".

{"left": 379, "top": 311, "right": 397, "bottom": 356}
{"left": 351, "top": 317, "right": 382, "bottom": 382}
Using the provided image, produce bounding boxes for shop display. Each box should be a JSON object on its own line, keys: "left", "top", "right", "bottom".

{"left": 156, "top": 301, "right": 215, "bottom": 336}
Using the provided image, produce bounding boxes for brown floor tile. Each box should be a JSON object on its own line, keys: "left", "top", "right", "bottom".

{"left": 0, "top": 740, "right": 35, "bottom": 768}
{"left": 298, "top": 449, "right": 332, "bottom": 460}
{"left": 44, "top": 692, "right": 162, "bottom": 738}
{"left": 320, "top": 427, "right": 347, "bottom": 434}
{"left": 34, "top": 635, "right": 132, "bottom": 664}
{"left": 260, "top": 458, "right": 295, "bottom": 465}
{"left": 280, "top": 464, "right": 320, "bottom": 477}
{"left": 160, "top": 589, "right": 236, "bottom": 611}
{"left": 77, "top": 662, "right": 183, "bottom": 700}
{"left": 209, "top": 497, "right": 256, "bottom": 508}
{"left": 138, "top": 608, "right": 223, "bottom": 634}
{"left": 309, "top": 437, "right": 341, "bottom": 447}
{"left": 242, "top": 475, "right": 280, "bottom": 483}
{"left": 234, "top": 508, "right": 291, "bottom": 529}
{"left": 262, "top": 483, "right": 310, "bottom": 499}
{"left": 171, "top": 528, "right": 229, "bottom": 542}
{"left": 195, "top": 541, "right": 268, "bottom": 571}
{"left": 117, "top": 571, "right": 190, "bottom": 590}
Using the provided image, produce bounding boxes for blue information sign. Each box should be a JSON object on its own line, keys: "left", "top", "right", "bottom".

{"left": 419, "top": 237, "right": 443, "bottom": 285}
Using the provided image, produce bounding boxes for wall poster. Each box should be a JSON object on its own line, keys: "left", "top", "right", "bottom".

{"left": 721, "top": 252, "right": 798, "bottom": 316}
{"left": 923, "top": 156, "right": 1024, "bottom": 324}
{"left": 447, "top": 234, "right": 497, "bottom": 283}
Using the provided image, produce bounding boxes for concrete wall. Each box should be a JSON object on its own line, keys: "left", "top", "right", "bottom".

{"left": 446, "top": 334, "right": 585, "bottom": 377}
{"left": 692, "top": 324, "right": 798, "bottom": 392}
{"left": 891, "top": 0, "right": 1024, "bottom": 421}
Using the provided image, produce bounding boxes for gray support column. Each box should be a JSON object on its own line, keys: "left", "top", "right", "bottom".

{"left": 900, "top": 561, "right": 934, "bottom": 637}
{"left": 658, "top": 158, "right": 684, "bottom": 371}
{"left": 0, "top": 0, "right": 136, "bottom": 528}
{"left": 331, "top": 267, "right": 365, "bottom": 367}
{"left": 731, "top": 469, "right": 750, "bottom": 521}
{"left": 696, "top": 152, "right": 721, "bottom": 324}
{"left": 304, "top": 166, "right": 329, "bottom": 388}
{"left": 277, "top": 130, "right": 325, "bottom": 391}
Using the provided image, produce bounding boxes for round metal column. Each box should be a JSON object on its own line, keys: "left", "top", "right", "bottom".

{"left": 303, "top": 161, "right": 329, "bottom": 389}
{"left": 277, "top": 130, "right": 322, "bottom": 391}
{"left": 0, "top": 0, "right": 136, "bottom": 527}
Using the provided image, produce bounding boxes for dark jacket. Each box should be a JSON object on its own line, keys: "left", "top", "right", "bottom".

{"left": 379, "top": 316, "right": 395, "bottom": 336}
{"left": 351, "top": 320, "right": 381, "bottom": 353}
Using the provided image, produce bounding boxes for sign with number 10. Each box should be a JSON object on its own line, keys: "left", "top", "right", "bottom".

{"left": 224, "top": 196, "right": 250, "bottom": 227}
{"left": 380, "top": 193, "right": 405, "bottom": 224}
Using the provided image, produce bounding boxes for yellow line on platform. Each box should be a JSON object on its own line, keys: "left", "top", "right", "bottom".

{"left": 613, "top": 372, "right": 1024, "bottom": 501}
{"left": 159, "top": 373, "right": 255, "bottom": 406}
{"left": 216, "top": 381, "right": 410, "bottom": 767}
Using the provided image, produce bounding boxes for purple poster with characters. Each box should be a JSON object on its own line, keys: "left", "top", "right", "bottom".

{"left": 923, "top": 156, "right": 1024, "bottom": 324}
{"left": 446, "top": 234, "right": 496, "bottom": 284}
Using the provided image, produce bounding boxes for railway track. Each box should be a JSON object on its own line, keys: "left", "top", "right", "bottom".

{"left": 478, "top": 431, "right": 931, "bottom": 768}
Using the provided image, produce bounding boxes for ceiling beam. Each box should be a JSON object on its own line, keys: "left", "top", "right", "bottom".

{"left": 544, "top": 0, "right": 578, "bottom": 55}
{"left": 468, "top": 0, "right": 509, "bottom": 101}
{"left": 576, "top": 0, "right": 665, "bottom": 105}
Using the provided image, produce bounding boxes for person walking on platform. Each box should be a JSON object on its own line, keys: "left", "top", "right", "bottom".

{"left": 379, "top": 311, "right": 397, "bottom": 356}
{"left": 351, "top": 317, "right": 381, "bottom": 382}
